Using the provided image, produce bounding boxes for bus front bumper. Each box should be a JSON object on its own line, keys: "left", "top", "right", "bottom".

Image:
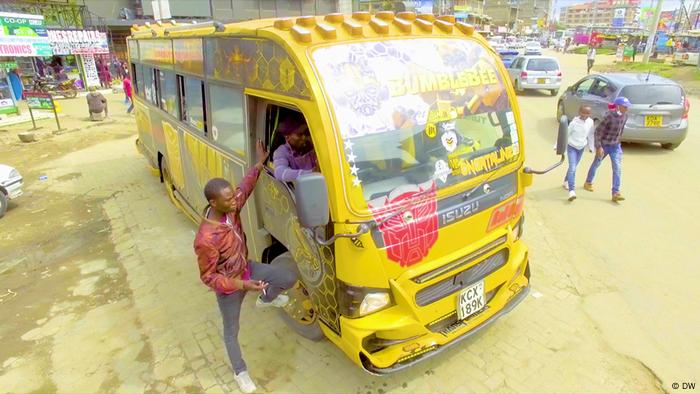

{"left": 363, "top": 284, "right": 529, "bottom": 374}
{"left": 331, "top": 242, "right": 530, "bottom": 375}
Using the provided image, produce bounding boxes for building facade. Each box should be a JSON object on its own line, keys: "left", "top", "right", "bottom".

{"left": 560, "top": 0, "right": 640, "bottom": 28}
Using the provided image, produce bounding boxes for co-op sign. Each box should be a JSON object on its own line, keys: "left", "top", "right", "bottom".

{"left": 0, "top": 12, "right": 52, "bottom": 56}
{"left": 0, "top": 12, "right": 108, "bottom": 57}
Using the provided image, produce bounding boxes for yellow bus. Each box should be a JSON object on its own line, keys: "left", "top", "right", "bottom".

{"left": 128, "top": 12, "right": 565, "bottom": 373}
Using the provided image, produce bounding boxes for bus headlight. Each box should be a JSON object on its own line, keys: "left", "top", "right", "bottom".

{"left": 338, "top": 281, "right": 393, "bottom": 318}
{"left": 359, "top": 293, "right": 391, "bottom": 316}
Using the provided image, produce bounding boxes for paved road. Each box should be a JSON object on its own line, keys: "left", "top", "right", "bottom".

{"left": 0, "top": 52, "right": 696, "bottom": 393}
{"left": 519, "top": 51, "right": 700, "bottom": 391}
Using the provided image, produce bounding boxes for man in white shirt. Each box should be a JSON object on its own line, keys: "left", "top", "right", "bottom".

{"left": 564, "top": 106, "right": 595, "bottom": 201}
{"left": 587, "top": 45, "right": 596, "bottom": 74}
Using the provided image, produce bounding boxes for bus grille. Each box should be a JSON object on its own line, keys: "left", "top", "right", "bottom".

{"left": 415, "top": 249, "right": 508, "bottom": 307}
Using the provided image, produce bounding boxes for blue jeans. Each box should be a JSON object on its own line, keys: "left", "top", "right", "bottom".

{"left": 586, "top": 143, "right": 622, "bottom": 193}
{"left": 565, "top": 145, "right": 584, "bottom": 191}
{"left": 215, "top": 261, "right": 296, "bottom": 374}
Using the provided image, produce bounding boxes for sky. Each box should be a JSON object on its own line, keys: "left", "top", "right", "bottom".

{"left": 551, "top": 0, "right": 684, "bottom": 18}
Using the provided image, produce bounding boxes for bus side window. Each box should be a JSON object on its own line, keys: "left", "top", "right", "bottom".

{"left": 209, "top": 84, "right": 246, "bottom": 157}
{"left": 130, "top": 63, "right": 138, "bottom": 94}
{"left": 178, "top": 75, "right": 206, "bottom": 134}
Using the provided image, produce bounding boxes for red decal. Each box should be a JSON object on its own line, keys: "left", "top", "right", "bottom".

{"left": 369, "top": 182, "right": 438, "bottom": 267}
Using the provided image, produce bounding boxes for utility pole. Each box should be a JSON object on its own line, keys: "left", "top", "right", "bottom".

{"left": 643, "top": 0, "right": 664, "bottom": 63}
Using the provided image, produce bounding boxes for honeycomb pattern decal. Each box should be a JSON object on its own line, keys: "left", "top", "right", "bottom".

{"left": 258, "top": 174, "right": 340, "bottom": 333}
{"left": 205, "top": 37, "right": 311, "bottom": 99}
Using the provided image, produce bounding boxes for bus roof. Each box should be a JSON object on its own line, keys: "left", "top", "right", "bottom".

{"left": 129, "top": 12, "right": 483, "bottom": 45}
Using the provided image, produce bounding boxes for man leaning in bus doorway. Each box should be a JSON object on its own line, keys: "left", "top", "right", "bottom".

{"left": 193, "top": 140, "right": 297, "bottom": 394}
{"left": 272, "top": 113, "right": 319, "bottom": 182}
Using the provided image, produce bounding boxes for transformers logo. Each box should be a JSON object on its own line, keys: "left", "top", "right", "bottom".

{"left": 369, "top": 181, "right": 438, "bottom": 267}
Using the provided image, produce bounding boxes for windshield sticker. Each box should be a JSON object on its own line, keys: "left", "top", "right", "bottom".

{"left": 434, "top": 160, "right": 450, "bottom": 183}
{"left": 440, "top": 125, "right": 458, "bottom": 153}
{"left": 344, "top": 139, "right": 362, "bottom": 187}
{"left": 313, "top": 38, "right": 517, "bottom": 208}
{"left": 368, "top": 180, "right": 438, "bottom": 267}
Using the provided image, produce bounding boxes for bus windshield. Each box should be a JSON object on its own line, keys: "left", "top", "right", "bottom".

{"left": 312, "top": 38, "right": 519, "bottom": 205}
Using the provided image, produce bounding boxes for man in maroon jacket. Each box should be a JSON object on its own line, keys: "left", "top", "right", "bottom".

{"left": 193, "top": 140, "right": 296, "bottom": 393}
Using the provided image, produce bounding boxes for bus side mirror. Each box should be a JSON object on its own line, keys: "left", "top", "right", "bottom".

{"left": 524, "top": 115, "right": 568, "bottom": 174}
{"left": 556, "top": 115, "right": 568, "bottom": 155}
{"left": 294, "top": 173, "right": 329, "bottom": 228}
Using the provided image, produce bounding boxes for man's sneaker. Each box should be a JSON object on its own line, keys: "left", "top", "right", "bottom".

{"left": 256, "top": 294, "right": 289, "bottom": 308}
{"left": 562, "top": 181, "right": 569, "bottom": 190}
{"left": 234, "top": 371, "right": 257, "bottom": 394}
{"left": 583, "top": 182, "right": 594, "bottom": 192}
{"left": 612, "top": 193, "right": 625, "bottom": 202}
{"left": 568, "top": 190, "right": 577, "bottom": 201}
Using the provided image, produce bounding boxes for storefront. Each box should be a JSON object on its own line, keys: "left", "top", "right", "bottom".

{"left": 47, "top": 29, "right": 110, "bottom": 89}
{"left": 0, "top": 11, "right": 52, "bottom": 115}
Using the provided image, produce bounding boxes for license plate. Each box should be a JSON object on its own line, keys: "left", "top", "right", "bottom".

{"left": 457, "top": 280, "right": 485, "bottom": 320}
{"left": 645, "top": 115, "right": 662, "bottom": 127}
{"left": 537, "top": 78, "right": 546, "bottom": 84}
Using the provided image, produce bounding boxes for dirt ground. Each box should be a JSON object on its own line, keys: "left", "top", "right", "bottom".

{"left": 0, "top": 53, "right": 697, "bottom": 394}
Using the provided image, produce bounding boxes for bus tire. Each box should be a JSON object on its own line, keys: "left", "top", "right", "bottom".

{"left": 272, "top": 252, "right": 325, "bottom": 342}
{"left": 160, "top": 158, "right": 178, "bottom": 205}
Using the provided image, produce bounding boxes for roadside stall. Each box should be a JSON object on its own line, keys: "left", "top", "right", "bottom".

{"left": 47, "top": 29, "right": 110, "bottom": 89}
{"left": 0, "top": 12, "right": 53, "bottom": 115}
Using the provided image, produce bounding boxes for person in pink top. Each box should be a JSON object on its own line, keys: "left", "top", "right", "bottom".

{"left": 123, "top": 73, "right": 134, "bottom": 114}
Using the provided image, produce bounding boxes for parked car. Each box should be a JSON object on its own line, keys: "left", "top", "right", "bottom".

{"left": 498, "top": 49, "right": 520, "bottom": 68}
{"left": 524, "top": 41, "right": 542, "bottom": 55}
{"left": 0, "top": 164, "right": 23, "bottom": 218}
{"left": 557, "top": 73, "right": 689, "bottom": 150}
{"left": 507, "top": 56, "right": 562, "bottom": 95}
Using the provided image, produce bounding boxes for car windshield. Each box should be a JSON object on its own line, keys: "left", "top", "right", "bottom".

{"left": 312, "top": 38, "right": 519, "bottom": 205}
{"left": 620, "top": 84, "right": 683, "bottom": 105}
{"left": 527, "top": 59, "right": 559, "bottom": 71}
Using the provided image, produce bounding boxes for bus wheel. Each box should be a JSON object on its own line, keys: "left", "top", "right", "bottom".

{"left": 272, "top": 252, "right": 325, "bottom": 341}
{"left": 160, "top": 158, "right": 178, "bottom": 206}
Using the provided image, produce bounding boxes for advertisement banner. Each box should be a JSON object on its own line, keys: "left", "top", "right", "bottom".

{"left": 0, "top": 98, "right": 18, "bottom": 114}
{"left": 26, "top": 91, "right": 54, "bottom": 110}
{"left": 612, "top": 8, "right": 626, "bottom": 27}
{"left": 0, "top": 12, "right": 52, "bottom": 57}
{"left": 47, "top": 29, "right": 109, "bottom": 56}
{"left": 81, "top": 55, "right": 101, "bottom": 88}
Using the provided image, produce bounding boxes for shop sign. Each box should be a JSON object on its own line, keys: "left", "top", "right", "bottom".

{"left": 47, "top": 29, "right": 108, "bottom": 56}
{"left": 0, "top": 12, "right": 53, "bottom": 57}
{"left": 26, "top": 92, "right": 54, "bottom": 110}
{"left": 0, "top": 98, "right": 18, "bottom": 114}
{"left": 0, "top": 60, "right": 18, "bottom": 69}
{"left": 81, "top": 55, "right": 101, "bottom": 88}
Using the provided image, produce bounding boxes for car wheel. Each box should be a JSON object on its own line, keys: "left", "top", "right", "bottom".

{"left": 273, "top": 252, "right": 326, "bottom": 341}
{"left": 516, "top": 80, "right": 524, "bottom": 94}
{"left": 661, "top": 142, "right": 680, "bottom": 150}
{"left": 550, "top": 89, "right": 559, "bottom": 96}
{"left": 0, "top": 192, "right": 7, "bottom": 218}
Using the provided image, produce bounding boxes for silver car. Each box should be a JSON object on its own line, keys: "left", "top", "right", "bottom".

{"left": 508, "top": 56, "right": 562, "bottom": 96}
{"left": 557, "top": 73, "right": 689, "bottom": 150}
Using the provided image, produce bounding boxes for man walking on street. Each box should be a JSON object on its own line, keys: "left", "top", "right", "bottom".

{"left": 584, "top": 96, "right": 631, "bottom": 203}
{"left": 193, "top": 140, "right": 296, "bottom": 394}
{"left": 587, "top": 45, "right": 596, "bottom": 74}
